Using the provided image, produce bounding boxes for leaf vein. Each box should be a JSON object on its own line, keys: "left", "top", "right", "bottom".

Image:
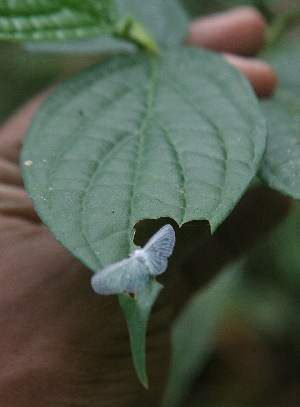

{"left": 157, "top": 121, "right": 186, "bottom": 223}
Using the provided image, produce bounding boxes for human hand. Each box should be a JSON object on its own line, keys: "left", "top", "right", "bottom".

{"left": 0, "top": 7, "right": 288, "bottom": 407}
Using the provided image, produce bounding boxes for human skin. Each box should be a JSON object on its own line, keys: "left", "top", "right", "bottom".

{"left": 0, "top": 7, "right": 287, "bottom": 407}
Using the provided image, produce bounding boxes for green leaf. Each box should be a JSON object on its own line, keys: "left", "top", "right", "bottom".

{"left": 163, "top": 261, "right": 243, "bottom": 407}
{"left": 248, "top": 202, "right": 300, "bottom": 295}
{"left": 259, "top": 88, "right": 300, "bottom": 199}
{"left": 21, "top": 47, "right": 267, "bottom": 273}
{"left": 262, "top": 38, "right": 300, "bottom": 99}
{"left": 24, "top": 0, "right": 189, "bottom": 54}
{"left": 0, "top": 0, "right": 119, "bottom": 41}
{"left": 118, "top": 278, "right": 163, "bottom": 388}
{"left": 235, "top": 265, "right": 300, "bottom": 337}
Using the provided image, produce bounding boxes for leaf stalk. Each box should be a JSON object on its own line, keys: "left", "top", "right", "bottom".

{"left": 114, "top": 17, "right": 160, "bottom": 55}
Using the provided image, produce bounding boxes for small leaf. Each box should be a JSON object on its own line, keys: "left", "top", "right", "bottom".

{"left": 118, "top": 278, "right": 163, "bottom": 388}
{"left": 21, "top": 47, "right": 267, "bottom": 273}
{"left": 24, "top": 0, "right": 189, "bottom": 54}
{"left": 162, "top": 261, "right": 243, "bottom": 407}
{"left": 0, "top": 0, "right": 119, "bottom": 41}
{"left": 260, "top": 88, "right": 300, "bottom": 199}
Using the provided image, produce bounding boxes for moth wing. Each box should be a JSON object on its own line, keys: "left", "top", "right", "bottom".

{"left": 121, "top": 257, "right": 149, "bottom": 294}
{"left": 144, "top": 224, "right": 176, "bottom": 257}
{"left": 144, "top": 251, "right": 168, "bottom": 276}
{"left": 91, "top": 257, "right": 149, "bottom": 295}
{"left": 143, "top": 224, "right": 176, "bottom": 276}
{"left": 91, "top": 258, "right": 132, "bottom": 295}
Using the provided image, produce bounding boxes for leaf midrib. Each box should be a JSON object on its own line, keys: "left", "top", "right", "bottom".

{"left": 126, "top": 57, "right": 159, "bottom": 251}
{"left": 80, "top": 57, "right": 159, "bottom": 263}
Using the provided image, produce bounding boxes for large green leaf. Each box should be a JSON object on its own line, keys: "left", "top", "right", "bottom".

{"left": 21, "top": 47, "right": 266, "bottom": 273}
{"left": 163, "top": 261, "right": 243, "bottom": 407}
{"left": 0, "top": 0, "right": 118, "bottom": 41}
{"left": 259, "top": 88, "right": 300, "bottom": 199}
{"left": 24, "top": 0, "right": 189, "bottom": 54}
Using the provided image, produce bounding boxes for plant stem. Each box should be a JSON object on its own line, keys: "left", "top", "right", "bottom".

{"left": 114, "top": 17, "right": 160, "bottom": 55}
{"left": 252, "top": 0, "right": 274, "bottom": 23}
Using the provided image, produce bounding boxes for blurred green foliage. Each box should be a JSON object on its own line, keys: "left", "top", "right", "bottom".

{"left": 0, "top": 42, "right": 99, "bottom": 124}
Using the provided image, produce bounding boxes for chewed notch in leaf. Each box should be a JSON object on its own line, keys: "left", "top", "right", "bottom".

{"left": 91, "top": 224, "right": 175, "bottom": 295}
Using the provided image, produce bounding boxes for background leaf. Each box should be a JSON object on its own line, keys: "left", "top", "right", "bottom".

{"left": 247, "top": 202, "right": 300, "bottom": 296}
{"left": 163, "top": 261, "right": 243, "bottom": 407}
{"left": 259, "top": 89, "right": 300, "bottom": 199}
{"left": 24, "top": 0, "right": 189, "bottom": 54}
{"left": 118, "top": 278, "right": 163, "bottom": 388}
{"left": 21, "top": 47, "right": 266, "bottom": 273}
{"left": 0, "top": 0, "right": 119, "bottom": 41}
{"left": 263, "top": 39, "right": 300, "bottom": 99}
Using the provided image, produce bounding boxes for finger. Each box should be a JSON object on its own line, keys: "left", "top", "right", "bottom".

{"left": 223, "top": 53, "right": 277, "bottom": 97}
{"left": 0, "top": 90, "right": 52, "bottom": 223}
{"left": 0, "top": 88, "right": 52, "bottom": 163}
{"left": 187, "top": 7, "right": 267, "bottom": 56}
{"left": 0, "top": 157, "right": 23, "bottom": 186}
{"left": 0, "top": 184, "right": 40, "bottom": 222}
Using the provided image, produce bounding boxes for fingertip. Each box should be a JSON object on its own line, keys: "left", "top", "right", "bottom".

{"left": 187, "top": 7, "right": 267, "bottom": 56}
{"left": 0, "top": 87, "right": 55, "bottom": 163}
{"left": 223, "top": 54, "right": 277, "bottom": 98}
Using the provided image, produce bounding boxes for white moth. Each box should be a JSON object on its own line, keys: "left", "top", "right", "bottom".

{"left": 91, "top": 224, "right": 176, "bottom": 295}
